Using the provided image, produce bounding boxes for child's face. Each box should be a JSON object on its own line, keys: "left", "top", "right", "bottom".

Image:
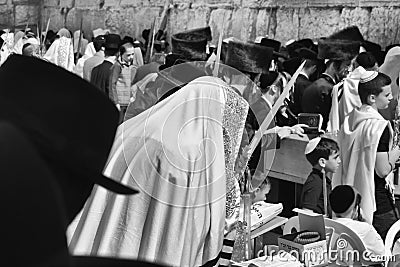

{"left": 324, "top": 151, "right": 341, "bottom": 173}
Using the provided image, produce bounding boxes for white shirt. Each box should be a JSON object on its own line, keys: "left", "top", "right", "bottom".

{"left": 334, "top": 217, "right": 385, "bottom": 256}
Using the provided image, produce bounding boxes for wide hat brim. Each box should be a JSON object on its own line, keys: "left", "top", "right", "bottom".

{"left": 318, "top": 38, "right": 360, "bottom": 61}
{"left": 171, "top": 26, "right": 212, "bottom": 60}
{"left": 222, "top": 40, "right": 274, "bottom": 74}
{"left": 0, "top": 55, "right": 138, "bottom": 217}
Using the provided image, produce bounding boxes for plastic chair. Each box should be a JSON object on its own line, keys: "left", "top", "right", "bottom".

{"left": 385, "top": 219, "right": 400, "bottom": 267}
{"left": 282, "top": 216, "right": 300, "bottom": 235}
{"left": 324, "top": 218, "right": 381, "bottom": 266}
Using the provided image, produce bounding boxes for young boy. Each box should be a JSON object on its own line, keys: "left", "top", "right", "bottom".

{"left": 300, "top": 137, "right": 341, "bottom": 217}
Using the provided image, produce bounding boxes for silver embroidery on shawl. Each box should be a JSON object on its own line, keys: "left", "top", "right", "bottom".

{"left": 222, "top": 86, "right": 248, "bottom": 218}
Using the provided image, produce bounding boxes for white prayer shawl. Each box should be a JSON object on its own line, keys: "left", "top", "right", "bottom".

{"left": 380, "top": 47, "right": 400, "bottom": 100}
{"left": 74, "top": 55, "right": 90, "bottom": 78}
{"left": 84, "top": 42, "right": 96, "bottom": 58}
{"left": 327, "top": 67, "right": 364, "bottom": 133}
{"left": 67, "top": 76, "right": 248, "bottom": 267}
{"left": 336, "top": 105, "right": 393, "bottom": 223}
{"left": 44, "top": 37, "right": 75, "bottom": 72}
{"left": 133, "top": 47, "right": 144, "bottom": 67}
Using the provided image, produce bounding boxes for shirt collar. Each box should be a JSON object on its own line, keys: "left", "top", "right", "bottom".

{"left": 322, "top": 73, "right": 336, "bottom": 84}
{"left": 312, "top": 168, "right": 332, "bottom": 183}
{"left": 299, "top": 71, "right": 309, "bottom": 79}
{"left": 104, "top": 56, "right": 116, "bottom": 64}
{"left": 261, "top": 95, "right": 273, "bottom": 110}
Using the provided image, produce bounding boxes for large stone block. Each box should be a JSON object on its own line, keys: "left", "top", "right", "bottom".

{"left": 43, "top": 7, "right": 65, "bottom": 32}
{"left": 169, "top": 6, "right": 208, "bottom": 35}
{"left": 65, "top": 8, "right": 108, "bottom": 38}
{"left": 369, "top": 7, "right": 400, "bottom": 47}
{"left": 43, "top": 0, "right": 60, "bottom": 7}
{"left": 255, "top": 7, "right": 276, "bottom": 38}
{"left": 104, "top": 6, "right": 161, "bottom": 38}
{"left": 231, "top": 8, "right": 258, "bottom": 41}
{"left": 274, "top": 7, "right": 300, "bottom": 42}
{"left": 298, "top": 7, "right": 341, "bottom": 40}
{"left": 15, "top": 4, "right": 39, "bottom": 27}
{"left": 338, "top": 7, "right": 370, "bottom": 39}
{"left": 0, "top": 6, "right": 13, "bottom": 27}
{"left": 59, "top": 0, "right": 74, "bottom": 8}
{"left": 0, "top": 0, "right": 8, "bottom": 4}
{"left": 75, "top": 0, "right": 100, "bottom": 8}
{"left": 209, "top": 8, "right": 233, "bottom": 45}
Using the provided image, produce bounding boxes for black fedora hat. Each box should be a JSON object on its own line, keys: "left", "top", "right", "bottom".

{"left": 171, "top": 26, "right": 212, "bottom": 60}
{"left": 260, "top": 38, "right": 281, "bottom": 52}
{"left": 104, "top": 33, "right": 121, "bottom": 50}
{"left": 0, "top": 55, "right": 138, "bottom": 222}
{"left": 222, "top": 40, "right": 274, "bottom": 74}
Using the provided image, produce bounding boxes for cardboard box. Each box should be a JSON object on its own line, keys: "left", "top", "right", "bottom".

{"left": 278, "top": 212, "right": 328, "bottom": 267}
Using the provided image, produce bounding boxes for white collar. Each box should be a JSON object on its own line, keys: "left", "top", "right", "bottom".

{"left": 261, "top": 95, "right": 273, "bottom": 110}
{"left": 104, "top": 56, "right": 116, "bottom": 64}
{"left": 299, "top": 71, "right": 309, "bottom": 79}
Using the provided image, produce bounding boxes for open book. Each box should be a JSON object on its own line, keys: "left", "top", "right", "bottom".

{"left": 250, "top": 202, "right": 283, "bottom": 231}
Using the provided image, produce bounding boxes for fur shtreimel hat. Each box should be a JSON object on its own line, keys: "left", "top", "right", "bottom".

{"left": 318, "top": 26, "right": 363, "bottom": 60}
{"left": 171, "top": 26, "right": 212, "bottom": 61}
{"left": 221, "top": 40, "right": 273, "bottom": 74}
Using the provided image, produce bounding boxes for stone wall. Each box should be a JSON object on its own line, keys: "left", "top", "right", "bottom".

{"left": 3, "top": 0, "right": 400, "bottom": 48}
{"left": 0, "top": 0, "right": 42, "bottom": 30}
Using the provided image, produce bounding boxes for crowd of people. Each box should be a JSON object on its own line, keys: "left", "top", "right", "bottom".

{"left": 1, "top": 21, "right": 400, "bottom": 266}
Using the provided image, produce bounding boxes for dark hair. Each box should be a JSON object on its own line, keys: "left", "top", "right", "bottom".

{"left": 326, "top": 59, "right": 343, "bottom": 71}
{"left": 104, "top": 48, "right": 118, "bottom": 57}
{"left": 22, "top": 43, "right": 34, "bottom": 56}
{"left": 304, "top": 59, "right": 317, "bottom": 69}
{"left": 259, "top": 71, "right": 280, "bottom": 94}
{"left": 356, "top": 52, "right": 377, "bottom": 70}
{"left": 306, "top": 137, "right": 339, "bottom": 166}
{"left": 93, "top": 36, "right": 105, "bottom": 52}
{"left": 119, "top": 42, "right": 134, "bottom": 55}
{"left": 358, "top": 72, "right": 391, "bottom": 104}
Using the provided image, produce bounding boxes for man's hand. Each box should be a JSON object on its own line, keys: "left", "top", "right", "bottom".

{"left": 116, "top": 104, "right": 121, "bottom": 111}
{"left": 276, "top": 124, "right": 307, "bottom": 139}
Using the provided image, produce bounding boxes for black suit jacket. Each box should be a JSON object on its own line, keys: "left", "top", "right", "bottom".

{"left": 246, "top": 97, "right": 279, "bottom": 172}
{"left": 301, "top": 74, "right": 335, "bottom": 130}
{"left": 292, "top": 73, "right": 312, "bottom": 115}
{"left": 91, "top": 61, "right": 113, "bottom": 97}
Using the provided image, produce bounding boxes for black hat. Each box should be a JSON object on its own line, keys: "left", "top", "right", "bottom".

{"left": 298, "top": 47, "right": 318, "bottom": 60}
{"left": 282, "top": 57, "right": 302, "bottom": 75}
{"left": 260, "top": 71, "right": 280, "bottom": 88}
{"left": 318, "top": 26, "right": 363, "bottom": 61}
{"left": 362, "top": 40, "right": 383, "bottom": 65}
{"left": 260, "top": 38, "right": 281, "bottom": 52}
{"left": 222, "top": 40, "right": 274, "bottom": 74}
{"left": 329, "top": 26, "right": 364, "bottom": 42}
{"left": 0, "top": 55, "right": 138, "bottom": 222}
{"left": 171, "top": 26, "right": 212, "bottom": 61}
{"left": 329, "top": 185, "right": 356, "bottom": 214}
{"left": 318, "top": 38, "right": 360, "bottom": 61}
{"left": 104, "top": 33, "right": 121, "bottom": 49}
{"left": 286, "top": 38, "right": 317, "bottom": 58}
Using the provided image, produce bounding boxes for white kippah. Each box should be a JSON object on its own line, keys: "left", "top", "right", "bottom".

{"left": 305, "top": 137, "right": 321, "bottom": 155}
{"left": 359, "top": 70, "right": 378, "bottom": 83}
